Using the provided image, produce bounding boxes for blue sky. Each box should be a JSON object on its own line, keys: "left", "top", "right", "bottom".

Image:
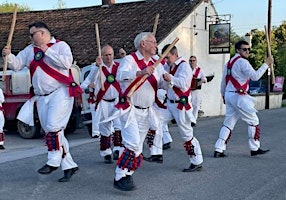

{"left": 0, "top": 0, "right": 285, "bottom": 36}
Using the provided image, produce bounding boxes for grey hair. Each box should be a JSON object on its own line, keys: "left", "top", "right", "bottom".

{"left": 134, "top": 32, "right": 152, "bottom": 49}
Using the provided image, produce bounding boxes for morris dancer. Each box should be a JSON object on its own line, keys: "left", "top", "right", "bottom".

{"left": 189, "top": 55, "right": 207, "bottom": 121}
{"left": 162, "top": 44, "right": 204, "bottom": 172}
{"left": 214, "top": 40, "right": 273, "bottom": 158}
{"left": 92, "top": 45, "right": 123, "bottom": 163}
{"left": 2, "top": 22, "right": 82, "bottom": 182}
{"left": 113, "top": 32, "right": 168, "bottom": 191}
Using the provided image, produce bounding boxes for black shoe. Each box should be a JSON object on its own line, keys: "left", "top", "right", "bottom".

{"left": 38, "top": 164, "right": 58, "bottom": 174}
{"left": 92, "top": 135, "right": 100, "bottom": 138}
{"left": 251, "top": 148, "right": 270, "bottom": 156}
{"left": 114, "top": 176, "right": 136, "bottom": 191}
{"left": 104, "top": 155, "right": 113, "bottom": 164}
{"left": 58, "top": 167, "right": 79, "bottom": 182}
{"left": 143, "top": 155, "right": 163, "bottom": 163}
{"left": 183, "top": 163, "right": 202, "bottom": 172}
{"left": 113, "top": 150, "right": 119, "bottom": 160}
{"left": 0, "top": 145, "right": 5, "bottom": 150}
{"left": 191, "top": 122, "right": 196, "bottom": 127}
{"left": 163, "top": 142, "right": 171, "bottom": 150}
{"left": 214, "top": 151, "right": 227, "bottom": 158}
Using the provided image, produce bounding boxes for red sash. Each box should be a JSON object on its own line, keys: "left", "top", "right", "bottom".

{"left": 29, "top": 40, "right": 83, "bottom": 97}
{"left": 225, "top": 56, "right": 249, "bottom": 95}
{"left": 115, "top": 53, "right": 165, "bottom": 110}
{"left": 191, "top": 67, "right": 201, "bottom": 90}
{"left": 170, "top": 61, "right": 191, "bottom": 110}
{"left": 94, "top": 62, "right": 122, "bottom": 110}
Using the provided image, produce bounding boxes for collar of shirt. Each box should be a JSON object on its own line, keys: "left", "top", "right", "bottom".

{"left": 102, "top": 60, "right": 116, "bottom": 68}
{"left": 135, "top": 50, "right": 154, "bottom": 63}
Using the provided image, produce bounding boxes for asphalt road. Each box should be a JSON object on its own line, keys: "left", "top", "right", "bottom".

{"left": 0, "top": 107, "right": 285, "bottom": 200}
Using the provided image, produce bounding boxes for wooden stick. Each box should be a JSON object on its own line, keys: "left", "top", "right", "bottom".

{"left": 264, "top": 25, "right": 275, "bottom": 84}
{"left": 152, "top": 13, "right": 160, "bottom": 36}
{"left": 2, "top": 4, "right": 18, "bottom": 81}
{"left": 127, "top": 37, "right": 179, "bottom": 97}
{"left": 95, "top": 23, "right": 105, "bottom": 91}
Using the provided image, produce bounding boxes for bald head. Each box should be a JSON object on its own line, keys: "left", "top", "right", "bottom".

{"left": 101, "top": 45, "right": 114, "bottom": 67}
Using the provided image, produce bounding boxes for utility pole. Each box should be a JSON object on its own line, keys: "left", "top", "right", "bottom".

{"left": 265, "top": 0, "right": 272, "bottom": 109}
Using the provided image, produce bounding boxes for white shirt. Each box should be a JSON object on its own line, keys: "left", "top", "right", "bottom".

{"left": 93, "top": 61, "right": 121, "bottom": 100}
{"left": 7, "top": 37, "right": 73, "bottom": 96}
{"left": 117, "top": 50, "right": 167, "bottom": 107}
{"left": 192, "top": 66, "right": 207, "bottom": 82}
{"left": 221, "top": 53, "right": 269, "bottom": 96}
{"left": 164, "top": 57, "right": 193, "bottom": 101}
{"left": 80, "top": 64, "right": 97, "bottom": 90}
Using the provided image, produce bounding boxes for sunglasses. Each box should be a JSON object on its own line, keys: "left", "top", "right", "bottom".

{"left": 240, "top": 48, "right": 251, "bottom": 52}
{"left": 189, "top": 60, "right": 196, "bottom": 62}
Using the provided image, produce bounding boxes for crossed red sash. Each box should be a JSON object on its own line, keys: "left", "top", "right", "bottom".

{"left": 225, "top": 56, "right": 249, "bottom": 94}
{"left": 115, "top": 53, "right": 165, "bottom": 110}
{"left": 170, "top": 60, "right": 192, "bottom": 110}
{"left": 29, "top": 40, "right": 83, "bottom": 97}
{"left": 94, "top": 62, "right": 122, "bottom": 110}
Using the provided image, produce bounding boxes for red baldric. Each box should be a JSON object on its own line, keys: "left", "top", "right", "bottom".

{"left": 29, "top": 40, "right": 83, "bottom": 97}
{"left": 94, "top": 62, "right": 122, "bottom": 110}
{"left": 116, "top": 53, "right": 165, "bottom": 110}
{"left": 191, "top": 67, "right": 201, "bottom": 89}
{"left": 170, "top": 60, "right": 192, "bottom": 110}
{"left": 225, "top": 56, "right": 249, "bottom": 94}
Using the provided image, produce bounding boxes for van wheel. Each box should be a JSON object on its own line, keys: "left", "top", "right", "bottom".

{"left": 17, "top": 121, "right": 41, "bottom": 139}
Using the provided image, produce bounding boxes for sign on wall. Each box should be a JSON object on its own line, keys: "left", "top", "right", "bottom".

{"left": 273, "top": 76, "right": 284, "bottom": 92}
{"left": 209, "top": 23, "right": 230, "bottom": 54}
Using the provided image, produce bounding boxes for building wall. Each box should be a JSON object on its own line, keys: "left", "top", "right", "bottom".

{"left": 158, "top": 1, "right": 229, "bottom": 117}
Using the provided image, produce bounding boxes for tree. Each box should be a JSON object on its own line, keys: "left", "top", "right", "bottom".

{"left": 0, "top": 2, "right": 31, "bottom": 13}
{"left": 249, "top": 24, "right": 286, "bottom": 98}
{"left": 229, "top": 27, "right": 244, "bottom": 57}
{"left": 54, "top": 0, "right": 66, "bottom": 9}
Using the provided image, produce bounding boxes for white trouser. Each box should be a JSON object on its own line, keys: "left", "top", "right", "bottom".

{"left": 150, "top": 106, "right": 173, "bottom": 155}
{"left": 46, "top": 130, "right": 78, "bottom": 170}
{"left": 191, "top": 89, "right": 201, "bottom": 120}
{"left": 215, "top": 92, "right": 260, "bottom": 152}
{"left": 167, "top": 101, "right": 203, "bottom": 165}
{"left": 37, "top": 87, "right": 78, "bottom": 170}
{"left": 97, "top": 100, "right": 121, "bottom": 157}
{"left": 89, "top": 103, "right": 100, "bottom": 137}
{"left": 163, "top": 123, "right": 173, "bottom": 144}
{"left": 115, "top": 105, "right": 159, "bottom": 180}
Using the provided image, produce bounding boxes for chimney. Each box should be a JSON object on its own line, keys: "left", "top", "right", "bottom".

{"left": 102, "top": 0, "right": 115, "bottom": 7}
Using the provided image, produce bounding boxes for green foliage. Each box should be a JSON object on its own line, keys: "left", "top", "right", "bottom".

{"left": 229, "top": 27, "right": 244, "bottom": 57}
{"left": 230, "top": 23, "right": 286, "bottom": 98}
{"left": 0, "top": 2, "right": 31, "bottom": 13}
{"left": 250, "top": 25, "right": 286, "bottom": 97}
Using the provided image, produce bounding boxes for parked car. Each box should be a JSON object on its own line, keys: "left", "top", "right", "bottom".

{"left": 248, "top": 79, "right": 266, "bottom": 95}
{"left": 1, "top": 65, "right": 82, "bottom": 139}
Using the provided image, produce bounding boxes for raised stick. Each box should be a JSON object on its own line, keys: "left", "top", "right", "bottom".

{"left": 152, "top": 13, "right": 160, "bottom": 36}
{"left": 95, "top": 23, "right": 105, "bottom": 91}
{"left": 264, "top": 25, "right": 275, "bottom": 84}
{"left": 127, "top": 37, "right": 179, "bottom": 97}
{"left": 2, "top": 4, "right": 18, "bottom": 81}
